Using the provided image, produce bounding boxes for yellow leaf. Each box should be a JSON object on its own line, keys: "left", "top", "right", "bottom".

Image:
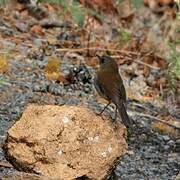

{"left": 44, "top": 57, "right": 61, "bottom": 81}
{"left": 152, "top": 120, "right": 180, "bottom": 138}
{"left": 44, "top": 57, "right": 60, "bottom": 74}
{"left": 0, "top": 53, "right": 10, "bottom": 74}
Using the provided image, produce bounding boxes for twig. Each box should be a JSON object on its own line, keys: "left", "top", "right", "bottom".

{"left": 28, "top": 20, "right": 72, "bottom": 29}
{"left": 113, "top": 55, "right": 160, "bottom": 70}
{"left": 56, "top": 47, "right": 159, "bottom": 70}
{"left": 56, "top": 47, "right": 138, "bottom": 55}
{"left": 132, "top": 59, "right": 160, "bottom": 70}
{"left": 40, "top": 21, "right": 72, "bottom": 29}
{"left": 86, "top": 17, "right": 94, "bottom": 57}
{"left": 128, "top": 102, "right": 152, "bottom": 111}
{"left": 133, "top": 112, "right": 180, "bottom": 130}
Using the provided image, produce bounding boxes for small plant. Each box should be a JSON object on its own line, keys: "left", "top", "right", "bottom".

{"left": 119, "top": 29, "right": 132, "bottom": 46}
{"left": 168, "top": 43, "right": 180, "bottom": 80}
{"left": 175, "top": 0, "right": 180, "bottom": 19}
{"left": 39, "top": 0, "right": 86, "bottom": 27}
{"left": 166, "top": 43, "right": 180, "bottom": 93}
{"left": 0, "top": 0, "right": 9, "bottom": 6}
{"left": 70, "top": 1, "right": 86, "bottom": 27}
{"left": 131, "top": 0, "right": 143, "bottom": 8}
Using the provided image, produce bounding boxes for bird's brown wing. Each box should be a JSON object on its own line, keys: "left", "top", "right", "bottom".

{"left": 96, "top": 69, "right": 126, "bottom": 104}
{"left": 96, "top": 70, "right": 133, "bottom": 127}
{"left": 94, "top": 72, "right": 111, "bottom": 101}
{"left": 109, "top": 77, "right": 133, "bottom": 127}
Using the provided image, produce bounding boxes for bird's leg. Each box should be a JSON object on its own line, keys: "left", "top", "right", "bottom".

{"left": 113, "top": 106, "right": 118, "bottom": 121}
{"left": 98, "top": 102, "right": 111, "bottom": 115}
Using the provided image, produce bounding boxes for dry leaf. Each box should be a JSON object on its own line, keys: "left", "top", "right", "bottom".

{"left": 0, "top": 54, "right": 10, "bottom": 74}
{"left": 44, "top": 3, "right": 56, "bottom": 12}
{"left": 157, "top": 0, "right": 174, "bottom": 5}
{"left": 20, "top": 9, "right": 29, "bottom": 17}
{"left": 154, "top": 56, "right": 168, "bottom": 69}
{"left": 144, "top": 0, "right": 174, "bottom": 6}
{"left": 44, "top": 57, "right": 60, "bottom": 73}
{"left": 15, "top": 2, "right": 26, "bottom": 11}
{"left": 57, "top": 73, "right": 71, "bottom": 85}
{"left": 86, "top": 57, "right": 98, "bottom": 68}
{"left": 30, "top": 25, "right": 45, "bottom": 36}
{"left": 45, "top": 72, "right": 60, "bottom": 81}
{"left": 44, "top": 57, "right": 60, "bottom": 81}
{"left": 128, "top": 93, "right": 155, "bottom": 102}
{"left": 144, "top": 0, "right": 175, "bottom": 13}
{"left": 44, "top": 57, "right": 73, "bottom": 85}
{"left": 154, "top": 77, "right": 167, "bottom": 88}
{"left": 152, "top": 120, "right": 180, "bottom": 138}
{"left": 80, "top": 0, "right": 117, "bottom": 14}
{"left": 121, "top": 13, "right": 134, "bottom": 23}
{"left": 143, "top": 66, "right": 150, "bottom": 77}
{"left": 28, "top": 6, "right": 48, "bottom": 20}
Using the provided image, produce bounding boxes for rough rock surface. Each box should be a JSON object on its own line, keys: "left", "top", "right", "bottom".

{"left": 3, "top": 104, "right": 127, "bottom": 180}
{"left": 2, "top": 172, "right": 52, "bottom": 180}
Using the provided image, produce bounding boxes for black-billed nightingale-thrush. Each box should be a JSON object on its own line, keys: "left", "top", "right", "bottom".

{"left": 94, "top": 55, "right": 133, "bottom": 128}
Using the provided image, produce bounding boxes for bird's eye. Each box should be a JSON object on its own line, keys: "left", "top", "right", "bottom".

{"left": 101, "top": 58, "right": 105, "bottom": 64}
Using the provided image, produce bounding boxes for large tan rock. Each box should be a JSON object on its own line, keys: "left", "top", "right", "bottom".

{"left": 4, "top": 104, "right": 127, "bottom": 180}
{"left": 1, "top": 172, "right": 52, "bottom": 180}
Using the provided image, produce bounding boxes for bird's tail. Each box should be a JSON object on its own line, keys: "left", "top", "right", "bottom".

{"left": 117, "top": 101, "right": 133, "bottom": 128}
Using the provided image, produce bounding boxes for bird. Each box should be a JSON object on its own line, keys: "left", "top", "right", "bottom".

{"left": 94, "top": 55, "right": 133, "bottom": 128}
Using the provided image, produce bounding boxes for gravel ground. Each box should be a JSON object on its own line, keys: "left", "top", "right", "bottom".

{"left": 0, "top": 56, "right": 179, "bottom": 180}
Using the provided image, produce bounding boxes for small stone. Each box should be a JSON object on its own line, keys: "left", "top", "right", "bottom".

{"left": 84, "top": 87, "right": 90, "bottom": 93}
{"left": 48, "top": 83, "right": 65, "bottom": 96}
{"left": 108, "top": 146, "right": 112, "bottom": 153}
{"left": 127, "top": 150, "right": 134, "bottom": 155}
{"left": 94, "top": 136, "right": 99, "bottom": 142}
{"left": 15, "top": 22, "right": 28, "bottom": 33}
{"left": 58, "top": 150, "right": 63, "bottom": 156}
{"left": 101, "top": 152, "right": 107, "bottom": 157}
{"left": 162, "top": 135, "right": 170, "bottom": 141}
{"left": 175, "top": 139, "right": 180, "bottom": 144}
{"left": 167, "top": 140, "right": 175, "bottom": 146}
{"left": 62, "top": 116, "right": 71, "bottom": 124}
{"left": 33, "top": 84, "right": 42, "bottom": 92}
{"left": 57, "top": 32, "right": 76, "bottom": 41}
{"left": 79, "top": 91, "right": 87, "bottom": 97}
{"left": 163, "top": 145, "right": 170, "bottom": 151}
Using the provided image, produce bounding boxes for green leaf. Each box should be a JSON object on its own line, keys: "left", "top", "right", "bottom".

{"left": 168, "top": 43, "right": 180, "bottom": 79}
{"left": 70, "top": 1, "right": 85, "bottom": 27}
{"left": 0, "top": 0, "right": 9, "bottom": 6}
{"left": 119, "top": 29, "right": 132, "bottom": 45}
{"left": 131, "top": 0, "right": 143, "bottom": 9}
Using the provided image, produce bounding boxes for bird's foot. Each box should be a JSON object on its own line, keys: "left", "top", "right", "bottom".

{"left": 96, "top": 111, "right": 103, "bottom": 116}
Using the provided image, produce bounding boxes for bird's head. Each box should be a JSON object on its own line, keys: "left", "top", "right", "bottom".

{"left": 96, "top": 55, "right": 118, "bottom": 71}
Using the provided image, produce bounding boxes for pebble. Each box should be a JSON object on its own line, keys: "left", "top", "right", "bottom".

{"left": 167, "top": 140, "right": 175, "bottom": 147}
{"left": 162, "top": 135, "right": 170, "bottom": 141}
{"left": 48, "top": 83, "right": 65, "bottom": 96}
{"left": 56, "top": 32, "right": 76, "bottom": 41}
